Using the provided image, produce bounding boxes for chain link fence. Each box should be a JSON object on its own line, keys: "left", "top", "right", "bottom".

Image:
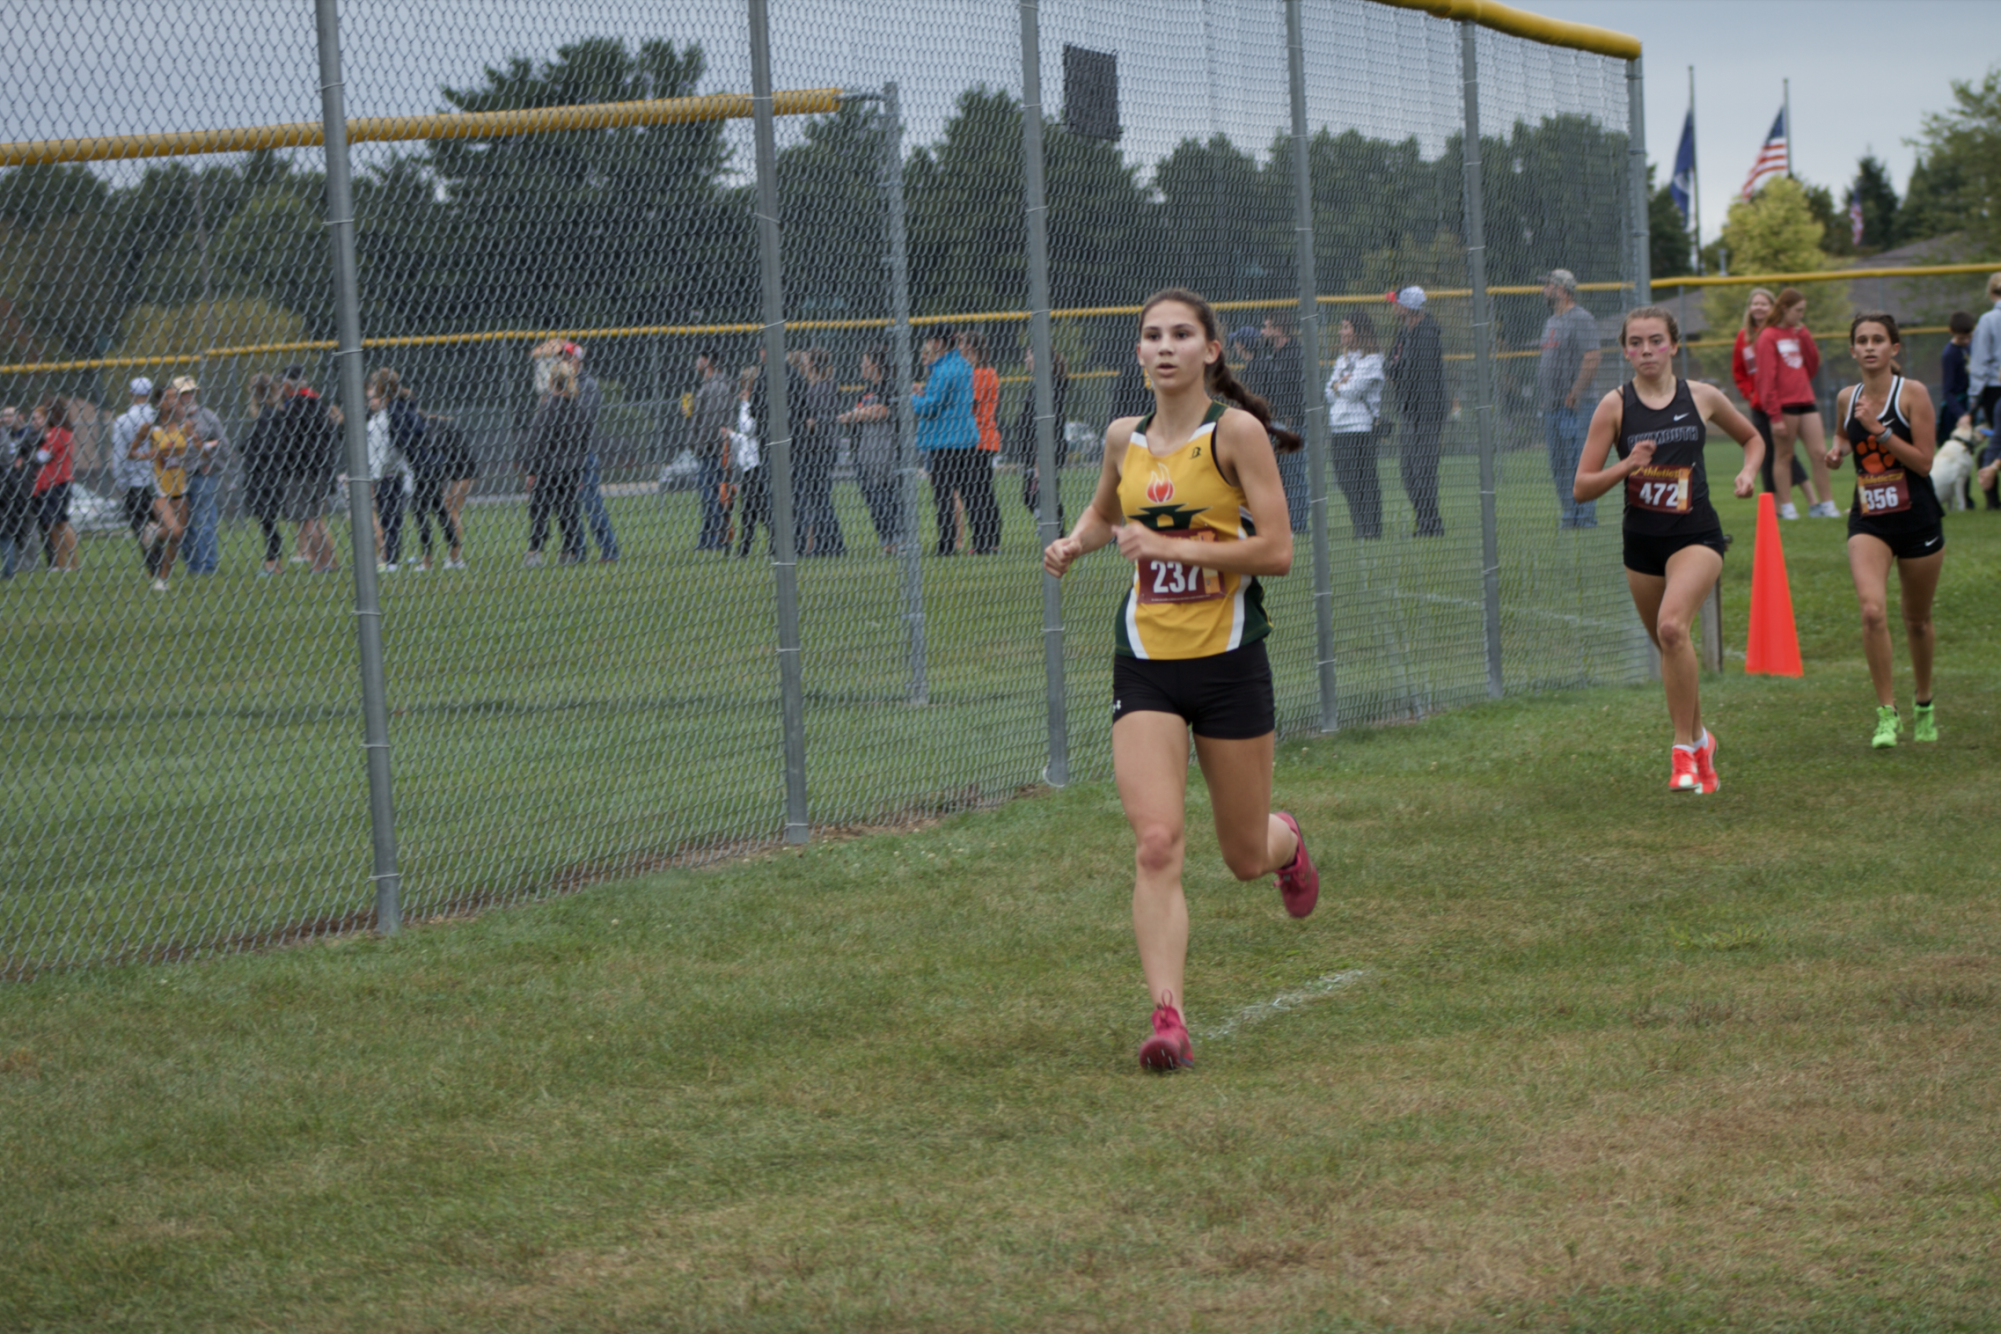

{"left": 1, "top": 0, "right": 1654, "bottom": 979}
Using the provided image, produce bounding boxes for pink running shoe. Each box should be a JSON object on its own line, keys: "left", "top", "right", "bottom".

{"left": 1138, "top": 1003, "right": 1193, "bottom": 1071}
{"left": 1274, "top": 811, "right": 1318, "bottom": 918}
{"left": 1669, "top": 745, "right": 1699, "bottom": 793}
{"left": 1693, "top": 730, "right": 1720, "bottom": 795}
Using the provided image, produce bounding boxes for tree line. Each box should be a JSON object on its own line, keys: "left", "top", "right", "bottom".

{"left": 26, "top": 38, "right": 1992, "bottom": 405}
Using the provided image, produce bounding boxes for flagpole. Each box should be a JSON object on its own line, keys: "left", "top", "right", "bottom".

{"left": 1689, "top": 65, "right": 1702, "bottom": 274}
{"left": 1782, "top": 77, "right": 1793, "bottom": 178}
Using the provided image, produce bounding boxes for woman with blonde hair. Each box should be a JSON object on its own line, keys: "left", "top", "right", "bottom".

{"left": 1731, "top": 287, "right": 1818, "bottom": 513}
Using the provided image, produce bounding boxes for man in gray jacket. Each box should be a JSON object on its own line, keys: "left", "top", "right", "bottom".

{"left": 689, "top": 350, "right": 735, "bottom": 551}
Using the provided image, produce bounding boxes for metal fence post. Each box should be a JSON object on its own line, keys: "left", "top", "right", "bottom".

{"left": 1018, "top": 0, "right": 1068, "bottom": 786}
{"left": 1284, "top": 0, "right": 1338, "bottom": 734}
{"left": 314, "top": 0, "right": 400, "bottom": 933}
{"left": 880, "top": 82, "right": 928, "bottom": 707}
{"left": 1628, "top": 55, "right": 1651, "bottom": 307}
{"left": 749, "top": 0, "right": 810, "bottom": 845}
{"left": 1458, "top": 22, "right": 1504, "bottom": 701}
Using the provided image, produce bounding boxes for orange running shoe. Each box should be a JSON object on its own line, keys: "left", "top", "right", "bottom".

{"left": 1138, "top": 1003, "right": 1193, "bottom": 1072}
{"left": 1669, "top": 745, "right": 1700, "bottom": 793}
{"left": 1693, "top": 730, "right": 1720, "bottom": 795}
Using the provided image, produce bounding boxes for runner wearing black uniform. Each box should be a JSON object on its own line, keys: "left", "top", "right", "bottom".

{"left": 1574, "top": 307, "right": 1762, "bottom": 793}
{"left": 1827, "top": 313, "right": 1945, "bottom": 749}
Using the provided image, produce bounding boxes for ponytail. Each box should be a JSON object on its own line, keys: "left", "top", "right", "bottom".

{"left": 1140, "top": 286, "right": 1305, "bottom": 454}
{"left": 1208, "top": 357, "right": 1302, "bottom": 453}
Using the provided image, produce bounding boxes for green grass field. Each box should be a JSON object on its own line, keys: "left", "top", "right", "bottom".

{"left": 3, "top": 441, "right": 1645, "bottom": 976}
{"left": 1, "top": 454, "right": 1997, "bottom": 1331}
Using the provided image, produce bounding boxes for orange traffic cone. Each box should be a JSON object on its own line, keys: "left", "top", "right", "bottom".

{"left": 1744, "top": 493, "right": 1803, "bottom": 677}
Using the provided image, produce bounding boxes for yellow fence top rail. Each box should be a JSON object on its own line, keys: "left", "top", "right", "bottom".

{"left": 0, "top": 88, "right": 844, "bottom": 167}
{"left": 1367, "top": 0, "right": 1639, "bottom": 60}
{"left": 7, "top": 266, "right": 1990, "bottom": 378}
{"left": 1656, "top": 262, "right": 2001, "bottom": 290}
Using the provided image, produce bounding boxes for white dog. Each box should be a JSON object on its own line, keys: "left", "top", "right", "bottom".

{"left": 1932, "top": 420, "right": 1977, "bottom": 512}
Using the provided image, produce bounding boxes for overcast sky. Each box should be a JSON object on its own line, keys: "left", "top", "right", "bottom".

{"left": 1533, "top": 0, "right": 2001, "bottom": 243}
{"left": 12, "top": 0, "right": 2000, "bottom": 248}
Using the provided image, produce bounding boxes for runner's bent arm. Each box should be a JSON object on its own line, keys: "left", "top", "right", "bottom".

{"left": 1571, "top": 389, "right": 1637, "bottom": 503}
{"left": 1690, "top": 381, "right": 1764, "bottom": 498}
{"left": 1827, "top": 387, "right": 1855, "bottom": 467}
{"left": 1044, "top": 417, "right": 1136, "bottom": 576}
{"left": 1113, "top": 408, "right": 1293, "bottom": 578}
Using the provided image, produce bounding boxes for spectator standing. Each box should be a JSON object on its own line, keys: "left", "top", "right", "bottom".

{"left": 239, "top": 373, "right": 288, "bottom": 576}
{"left": 109, "top": 379, "right": 160, "bottom": 578}
{"left": 1938, "top": 311, "right": 1973, "bottom": 434}
{"left": 1754, "top": 288, "right": 1835, "bottom": 519}
{"left": 29, "top": 396, "right": 77, "bottom": 571}
{"left": 1260, "top": 311, "right": 1311, "bottom": 534}
{"left": 1384, "top": 286, "right": 1447, "bottom": 536}
{"left": 363, "top": 377, "right": 407, "bottom": 571}
{"left": 913, "top": 325, "right": 998, "bottom": 554}
{"left": 423, "top": 413, "right": 476, "bottom": 570}
{"left": 534, "top": 340, "right": 620, "bottom": 564}
{"left": 689, "top": 350, "right": 736, "bottom": 552}
{"left": 1011, "top": 346, "right": 1069, "bottom": 526}
{"left": 0, "top": 406, "right": 33, "bottom": 578}
{"left": 1325, "top": 313, "right": 1386, "bottom": 540}
{"left": 1732, "top": 287, "right": 1817, "bottom": 509}
{"left": 733, "top": 366, "right": 771, "bottom": 557}
{"left": 1537, "top": 269, "right": 1602, "bottom": 529}
{"left": 1969, "top": 274, "right": 2001, "bottom": 503}
{"left": 1968, "top": 271, "right": 2001, "bottom": 434}
{"left": 795, "top": 345, "right": 845, "bottom": 557}
{"left": 961, "top": 331, "right": 1004, "bottom": 553}
{"left": 134, "top": 382, "right": 195, "bottom": 590}
{"left": 173, "top": 376, "right": 228, "bottom": 574}
{"left": 841, "top": 346, "right": 903, "bottom": 552}
{"left": 276, "top": 366, "right": 340, "bottom": 573}
{"left": 522, "top": 359, "right": 589, "bottom": 565}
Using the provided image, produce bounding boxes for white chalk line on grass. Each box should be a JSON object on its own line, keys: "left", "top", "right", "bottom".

{"left": 1194, "top": 969, "right": 1373, "bottom": 1042}
{"left": 1389, "top": 588, "right": 1633, "bottom": 633}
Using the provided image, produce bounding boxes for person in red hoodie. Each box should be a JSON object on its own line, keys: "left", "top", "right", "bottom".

{"left": 30, "top": 396, "right": 77, "bottom": 571}
{"left": 1754, "top": 288, "right": 1837, "bottom": 519}
{"left": 1731, "top": 287, "right": 1819, "bottom": 513}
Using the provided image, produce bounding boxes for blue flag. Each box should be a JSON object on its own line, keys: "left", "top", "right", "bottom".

{"left": 1669, "top": 109, "right": 1696, "bottom": 222}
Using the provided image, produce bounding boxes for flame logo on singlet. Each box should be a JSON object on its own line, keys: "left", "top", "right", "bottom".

{"left": 1145, "top": 464, "right": 1175, "bottom": 503}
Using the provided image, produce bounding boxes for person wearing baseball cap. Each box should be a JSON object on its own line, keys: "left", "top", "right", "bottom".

{"left": 111, "top": 375, "right": 162, "bottom": 576}
{"left": 1539, "top": 267, "right": 1603, "bottom": 528}
{"left": 1384, "top": 285, "right": 1446, "bottom": 535}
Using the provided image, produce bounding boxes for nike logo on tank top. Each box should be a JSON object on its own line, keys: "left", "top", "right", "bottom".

{"left": 1114, "top": 401, "right": 1269, "bottom": 660}
{"left": 1615, "top": 378, "right": 1718, "bottom": 536}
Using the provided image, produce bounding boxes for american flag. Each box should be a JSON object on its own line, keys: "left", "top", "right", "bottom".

{"left": 1739, "top": 107, "right": 1789, "bottom": 200}
{"left": 1848, "top": 189, "right": 1865, "bottom": 245}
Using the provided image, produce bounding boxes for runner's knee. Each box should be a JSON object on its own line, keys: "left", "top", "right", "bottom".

{"left": 1132, "top": 823, "right": 1183, "bottom": 877}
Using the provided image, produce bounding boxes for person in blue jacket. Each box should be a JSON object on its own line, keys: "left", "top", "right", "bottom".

{"left": 912, "top": 325, "right": 1000, "bottom": 554}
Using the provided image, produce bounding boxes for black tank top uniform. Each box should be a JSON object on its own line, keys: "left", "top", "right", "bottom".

{"left": 1843, "top": 375, "right": 1942, "bottom": 535}
{"left": 1616, "top": 378, "right": 1718, "bottom": 536}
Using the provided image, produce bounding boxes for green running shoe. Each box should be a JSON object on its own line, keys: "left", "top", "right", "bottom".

{"left": 1913, "top": 702, "right": 1937, "bottom": 744}
{"left": 1870, "top": 706, "right": 1900, "bottom": 750}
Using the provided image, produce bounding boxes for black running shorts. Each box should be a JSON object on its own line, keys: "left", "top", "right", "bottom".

{"left": 1847, "top": 517, "right": 1944, "bottom": 561}
{"left": 1622, "top": 528, "right": 1726, "bottom": 577}
{"left": 1112, "top": 640, "right": 1275, "bottom": 740}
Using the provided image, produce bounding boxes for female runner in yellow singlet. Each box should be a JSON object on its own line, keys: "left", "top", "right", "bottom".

{"left": 1043, "top": 288, "right": 1319, "bottom": 1072}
